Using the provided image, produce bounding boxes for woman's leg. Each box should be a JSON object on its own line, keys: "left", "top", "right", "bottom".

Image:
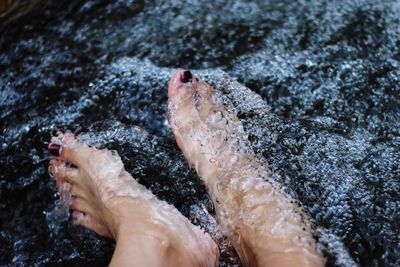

{"left": 48, "top": 132, "right": 219, "bottom": 267}
{"left": 168, "top": 70, "right": 326, "bottom": 267}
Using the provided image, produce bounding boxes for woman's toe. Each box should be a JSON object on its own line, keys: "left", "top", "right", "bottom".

{"left": 51, "top": 162, "right": 79, "bottom": 184}
{"left": 49, "top": 132, "right": 92, "bottom": 167}
{"left": 61, "top": 135, "right": 91, "bottom": 166}
{"left": 73, "top": 211, "right": 111, "bottom": 237}
{"left": 70, "top": 197, "right": 94, "bottom": 215}
{"left": 71, "top": 184, "right": 88, "bottom": 199}
{"left": 72, "top": 210, "right": 87, "bottom": 225}
{"left": 48, "top": 158, "right": 62, "bottom": 176}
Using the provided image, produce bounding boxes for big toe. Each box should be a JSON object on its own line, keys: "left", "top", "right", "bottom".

{"left": 49, "top": 132, "right": 92, "bottom": 167}
{"left": 168, "top": 69, "right": 195, "bottom": 98}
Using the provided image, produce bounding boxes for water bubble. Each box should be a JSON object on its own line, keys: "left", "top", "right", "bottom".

{"left": 1, "top": 143, "right": 8, "bottom": 150}
{"left": 20, "top": 125, "right": 30, "bottom": 134}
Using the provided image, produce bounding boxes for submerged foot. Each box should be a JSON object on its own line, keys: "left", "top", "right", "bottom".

{"left": 48, "top": 132, "right": 219, "bottom": 267}
{"left": 168, "top": 70, "right": 326, "bottom": 267}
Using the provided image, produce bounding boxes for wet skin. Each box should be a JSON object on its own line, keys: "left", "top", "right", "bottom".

{"left": 47, "top": 70, "right": 325, "bottom": 267}
{"left": 48, "top": 132, "right": 219, "bottom": 267}
{"left": 168, "top": 70, "right": 326, "bottom": 267}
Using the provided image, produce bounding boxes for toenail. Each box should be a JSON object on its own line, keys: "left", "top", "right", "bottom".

{"left": 181, "top": 70, "right": 193, "bottom": 83}
{"left": 48, "top": 165, "right": 55, "bottom": 177}
{"left": 49, "top": 143, "right": 61, "bottom": 156}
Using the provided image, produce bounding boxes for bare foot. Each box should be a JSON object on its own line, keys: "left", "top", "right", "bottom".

{"left": 48, "top": 132, "right": 219, "bottom": 267}
{"left": 168, "top": 70, "right": 326, "bottom": 267}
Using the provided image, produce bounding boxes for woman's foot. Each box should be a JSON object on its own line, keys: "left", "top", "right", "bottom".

{"left": 48, "top": 132, "right": 219, "bottom": 267}
{"left": 168, "top": 70, "right": 326, "bottom": 267}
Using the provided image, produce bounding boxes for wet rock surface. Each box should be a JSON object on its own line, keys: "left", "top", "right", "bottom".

{"left": 0, "top": 0, "right": 399, "bottom": 266}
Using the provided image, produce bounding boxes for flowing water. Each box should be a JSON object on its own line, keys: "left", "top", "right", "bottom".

{"left": 0, "top": 1, "right": 399, "bottom": 266}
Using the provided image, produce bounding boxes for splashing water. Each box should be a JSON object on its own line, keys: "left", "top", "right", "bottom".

{"left": 1, "top": 0, "right": 399, "bottom": 266}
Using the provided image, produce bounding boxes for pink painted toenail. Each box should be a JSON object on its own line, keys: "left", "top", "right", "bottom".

{"left": 181, "top": 70, "right": 193, "bottom": 83}
{"left": 72, "top": 210, "right": 85, "bottom": 224}
{"left": 168, "top": 69, "right": 196, "bottom": 98}
{"left": 48, "top": 165, "right": 55, "bottom": 177}
{"left": 48, "top": 144, "right": 61, "bottom": 156}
